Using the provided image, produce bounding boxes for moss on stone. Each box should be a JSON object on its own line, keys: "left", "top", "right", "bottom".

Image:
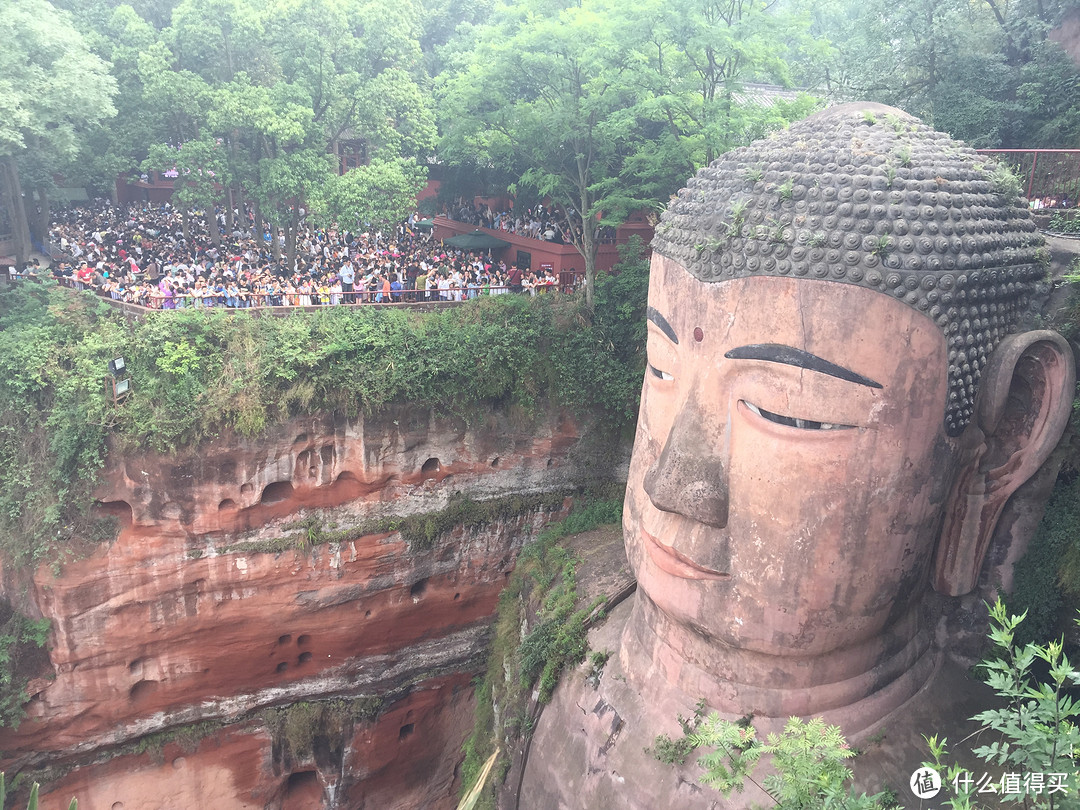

{"left": 215, "top": 490, "right": 573, "bottom": 556}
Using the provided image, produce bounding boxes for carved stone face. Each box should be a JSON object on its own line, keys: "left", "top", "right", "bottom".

{"left": 624, "top": 254, "right": 958, "bottom": 658}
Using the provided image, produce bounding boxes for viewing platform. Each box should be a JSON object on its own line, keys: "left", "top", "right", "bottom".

{"left": 431, "top": 214, "right": 654, "bottom": 275}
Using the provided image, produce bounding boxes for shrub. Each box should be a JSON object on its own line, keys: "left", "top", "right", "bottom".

{"left": 0, "top": 606, "right": 51, "bottom": 730}
{"left": 0, "top": 270, "right": 646, "bottom": 567}
{"left": 1009, "top": 475, "right": 1080, "bottom": 645}
{"left": 924, "top": 601, "right": 1080, "bottom": 810}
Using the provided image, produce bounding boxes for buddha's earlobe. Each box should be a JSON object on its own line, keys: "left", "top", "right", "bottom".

{"left": 932, "top": 331, "right": 1075, "bottom": 597}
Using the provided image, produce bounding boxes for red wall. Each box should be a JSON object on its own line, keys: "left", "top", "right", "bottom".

{"left": 116, "top": 173, "right": 177, "bottom": 206}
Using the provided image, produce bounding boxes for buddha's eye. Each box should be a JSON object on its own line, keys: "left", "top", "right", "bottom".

{"left": 649, "top": 364, "right": 674, "bottom": 382}
{"left": 742, "top": 401, "right": 854, "bottom": 431}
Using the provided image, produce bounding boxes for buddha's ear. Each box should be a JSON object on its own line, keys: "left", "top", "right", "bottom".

{"left": 933, "top": 331, "right": 1075, "bottom": 597}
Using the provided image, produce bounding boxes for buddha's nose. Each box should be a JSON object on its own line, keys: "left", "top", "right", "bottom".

{"left": 642, "top": 409, "right": 729, "bottom": 528}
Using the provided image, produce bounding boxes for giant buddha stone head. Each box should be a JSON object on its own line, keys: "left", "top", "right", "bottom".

{"left": 622, "top": 103, "right": 1075, "bottom": 723}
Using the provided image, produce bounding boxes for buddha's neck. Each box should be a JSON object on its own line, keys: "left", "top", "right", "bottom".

{"left": 619, "top": 591, "right": 938, "bottom": 734}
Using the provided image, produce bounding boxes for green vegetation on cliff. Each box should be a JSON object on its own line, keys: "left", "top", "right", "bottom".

{"left": 0, "top": 606, "right": 50, "bottom": 730}
{"left": 653, "top": 603, "right": 1080, "bottom": 810}
{"left": 459, "top": 496, "right": 623, "bottom": 808}
{"left": 0, "top": 241, "right": 646, "bottom": 566}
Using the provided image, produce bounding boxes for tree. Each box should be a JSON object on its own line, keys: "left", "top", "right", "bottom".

{"left": 924, "top": 601, "right": 1080, "bottom": 810}
{"left": 440, "top": 0, "right": 821, "bottom": 310}
{"left": 139, "top": 0, "right": 436, "bottom": 269}
{"left": 624, "top": 0, "right": 823, "bottom": 168}
{"left": 143, "top": 137, "right": 231, "bottom": 244}
{"left": 689, "top": 715, "right": 883, "bottom": 810}
{"left": 312, "top": 157, "right": 427, "bottom": 232}
{"left": 440, "top": 0, "right": 652, "bottom": 310}
{"left": 0, "top": 0, "right": 116, "bottom": 266}
{"left": 806, "top": 0, "right": 1080, "bottom": 148}
{"left": 52, "top": 2, "right": 162, "bottom": 199}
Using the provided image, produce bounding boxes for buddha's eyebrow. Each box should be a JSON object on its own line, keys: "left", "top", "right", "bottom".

{"left": 724, "top": 344, "right": 883, "bottom": 389}
{"left": 646, "top": 306, "right": 679, "bottom": 344}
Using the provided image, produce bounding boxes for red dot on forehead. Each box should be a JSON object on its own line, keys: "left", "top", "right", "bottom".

{"left": 693, "top": 327, "right": 704, "bottom": 343}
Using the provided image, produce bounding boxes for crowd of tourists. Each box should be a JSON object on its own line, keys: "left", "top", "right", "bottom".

{"left": 1029, "top": 194, "right": 1074, "bottom": 210}
{"left": 443, "top": 201, "right": 616, "bottom": 246}
{"left": 28, "top": 202, "right": 566, "bottom": 309}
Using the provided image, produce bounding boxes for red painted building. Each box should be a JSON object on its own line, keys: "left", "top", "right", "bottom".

{"left": 431, "top": 212, "right": 654, "bottom": 276}
{"left": 116, "top": 172, "right": 177, "bottom": 206}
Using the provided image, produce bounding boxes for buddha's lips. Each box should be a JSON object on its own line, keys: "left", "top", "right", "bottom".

{"left": 641, "top": 528, "right": 730, "bottom": 581}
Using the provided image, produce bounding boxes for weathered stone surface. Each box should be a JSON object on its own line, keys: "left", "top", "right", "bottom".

{"left": 2, "top": 404, "right": 611, "bottom": 806}
{"left": 38, "top": 672, "right": 476, "bottom": 810}
{"left": 522, "top": 104, "right": 1076, "bottom": 809}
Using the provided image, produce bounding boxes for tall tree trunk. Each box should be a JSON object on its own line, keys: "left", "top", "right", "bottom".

{"left": 1, "top": 156, "right": 32, "bottom": 268}
{"left": 206, "top": 206, "right": 221, "bottom": 247}
{"left": 252, "top": 198, "right": 263, "bottom": 241}
{"left": 27, "top": 185, "right": 50, "bottom": 246}
{"left": 268, "top": 209, "right": 281, "bottom": 263}
{"left": 563, "top": 183, "right": 598, "bottom": 310}
{"left": 581, "top": 221, "right": 596, "bottom": 311}
{"left": 225, "top": 186, "right": 235, "bottom": 233}
{"left": 286, "top": 206, "right": 299, "bottom": 272}
{"left": 37, "top": 186, "right": 49, "bottom": 245}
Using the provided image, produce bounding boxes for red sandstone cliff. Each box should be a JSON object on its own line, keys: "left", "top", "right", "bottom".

{"left": 0, "top": 405, "right": 608, "bottom": 809}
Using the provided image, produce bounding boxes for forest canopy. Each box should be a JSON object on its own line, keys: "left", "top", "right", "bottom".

{"left": 0, "top": 0, "right": 1077, "bottom": 278}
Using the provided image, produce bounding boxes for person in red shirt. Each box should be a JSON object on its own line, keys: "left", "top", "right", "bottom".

{"left": 507, "top": 264, "right": 523, "bottom": 293}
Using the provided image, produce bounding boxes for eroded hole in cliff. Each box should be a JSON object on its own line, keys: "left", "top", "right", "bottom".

{"left": 546, "top": 458, "right": 554, "bottom": 467}
{"left": 278, "top": 634, "right": 292, "bottom": 645}
{"left": 293, "top": 434, "right": 308, "bottom": 445}
{"left": 298, "top": 652, "right": 312, "bottom": 664}
{"left": 410, "top": 578, "right": 428, "bottom": 600}
{"left": 218, "top": 498, "right": 236, "bottom": 511}
{"left": 261, "top": 481, "right": 294, "bottom": 504}
{"left": 364, "top": 610, "right": 372, "bottom": 618}
{"left": 129, "top": 679, "right": 159, "bottom": 704}
{"left": 421, "top": 457, "right": 441, "bottom": 476}
{"left": 285, "top": 771, "right": 319, "bottom": 802}
{"left": 276, "top": 662, "right": 288, "bottom": 673}
{"left": 297, "top": 634, "right": 311, "bottom": 646}
{"left": 399, "top": 723, "right": 414, "bottom": 741}
{"left": 96, "top": 499, "right": 133, "bottom": 530}
{"left": 490, "top": 457, "right": 500, "bottom": 468}
{"left": 454, "top": 592, "right": 460, "bottom": 600}
{"left": 128, "top": 657, "right": 147, "bottom": 676}
{"left": 240, "top": 482, "right": 253, "bottom": 494}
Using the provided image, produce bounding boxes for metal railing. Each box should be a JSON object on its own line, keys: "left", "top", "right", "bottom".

{"left": 9, "top": 275, "right": 573, "bottom": 312}
{"left": 976, "top": 149, "right": 1080, "bottom": 206}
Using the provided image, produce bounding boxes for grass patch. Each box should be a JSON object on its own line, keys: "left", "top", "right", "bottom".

{"left": 261, "top": 696, "right": 384, "bottom": 760}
